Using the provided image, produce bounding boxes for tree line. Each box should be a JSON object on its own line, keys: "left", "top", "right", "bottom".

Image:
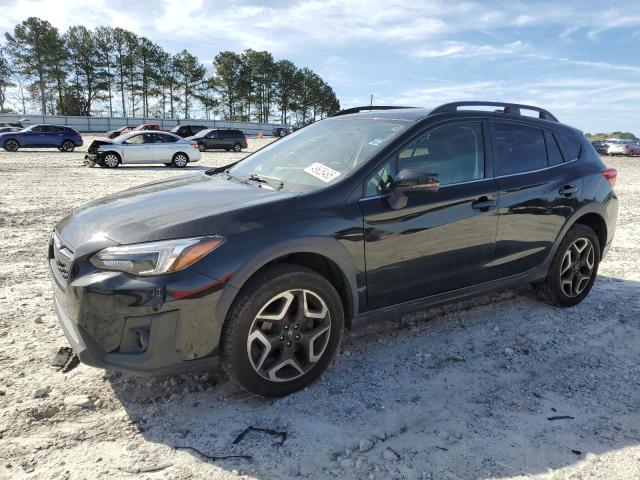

{"left": 0, "top": 17, "right": 340, "bottom": 124}
{"left": 586, "top": 131, "right": 638, "bottom": 141}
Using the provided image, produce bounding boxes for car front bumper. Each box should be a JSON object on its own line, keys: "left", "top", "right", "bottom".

{"left": 49, "top": 235, "right": 229, "bottom": 376}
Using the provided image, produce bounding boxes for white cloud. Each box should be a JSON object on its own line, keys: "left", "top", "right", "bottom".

{"left": 412, "top": 40, "right": 524, "bottom": 59}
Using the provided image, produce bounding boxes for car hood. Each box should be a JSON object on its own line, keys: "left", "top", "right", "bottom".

{"left": 55, "top": 172, "right": 299, "bottom": 248}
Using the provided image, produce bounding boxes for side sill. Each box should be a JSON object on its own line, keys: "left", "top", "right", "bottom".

{"left": 353, "top": 268, "right": 542, "bottom": 328}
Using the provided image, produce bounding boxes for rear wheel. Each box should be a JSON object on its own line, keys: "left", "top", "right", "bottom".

{"left": 172, "top": 152, "right": 189, "bottom": 168}
{"left": 233, "top": 143, "right": 242, "bottom": 152}
{"left": 102, "top": 152, "right": 120, "bottom": 168}
{"left": 221, "top": 264, "right": 344, "bottom": 397}
{"left": 61, "top": 140, "right": 75, "bottom": 152}
{"left": 3, "top": 139, "right": 19, "bottom": 152}
{"left": 534, "top": 224, "right": 600, "bottom": 307}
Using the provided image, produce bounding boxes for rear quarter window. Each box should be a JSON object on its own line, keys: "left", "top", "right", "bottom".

{"left": 557, "top": 132, "right": 581, "bottom": 161}
{"left": 493, "top": 122, "right": 548, "bottom": 175}
{"left": 544, "top": 131, "right": 564, "bottom": 166}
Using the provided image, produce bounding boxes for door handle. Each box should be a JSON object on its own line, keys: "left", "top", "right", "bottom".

{"left": 471, "top": 196, "right": 497, "bottom": 211}
{"left": 559, "top": 185, "right": 577, "bottom": 196}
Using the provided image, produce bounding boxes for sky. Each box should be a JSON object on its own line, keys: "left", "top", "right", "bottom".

{"left": 0, "top": 0, "right": 638, "bottom": 134}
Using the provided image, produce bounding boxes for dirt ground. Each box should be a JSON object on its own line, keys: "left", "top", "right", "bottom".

{"left": 0, "top": 137, "right": 639, "bottom": 480}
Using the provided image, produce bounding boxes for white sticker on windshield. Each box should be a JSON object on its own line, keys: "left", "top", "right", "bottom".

{"left": 304, "top": 162, "right": 341, "bottom": 183}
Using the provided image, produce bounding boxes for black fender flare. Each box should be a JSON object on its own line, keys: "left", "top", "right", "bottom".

{"left": 537, "top": 202, "right": 610, "bottom": 278}
{"left": 214, "top": 236, "right": 359, "bottom": 332}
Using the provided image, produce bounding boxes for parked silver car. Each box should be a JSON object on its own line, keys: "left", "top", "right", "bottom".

{"left": 85, "top": 131, "right": 201, "bottom": 168}
{"left": 606, "top": 139, "right": 640, "bottom": 156}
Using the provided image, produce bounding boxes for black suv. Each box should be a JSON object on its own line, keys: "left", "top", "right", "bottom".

{"left": 49, "top": 101, "right": 618, "bottom": 397}
{"left": 187, "top": 128, "right": 248, "bottom": 152}
{"left": 273, "top": 126, "right": 293, "bottom": 137}
{"left": 171, "top": 124, "right": 208, "bottom": 138}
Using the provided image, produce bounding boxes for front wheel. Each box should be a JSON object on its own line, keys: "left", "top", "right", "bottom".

{"left": 3, "top": 139, "right": 19, "bottom": 152}
{"left": 221, "top": 264, "right": 344, "bottom": 397}
{"left": 534, "top": 224, "right": 600, "bottom": 307}
{"left": 197, "top": 142, "right": 206, "bottom": 152}
{"left": 102, "top": 153, "right": 120, "bottom": 168}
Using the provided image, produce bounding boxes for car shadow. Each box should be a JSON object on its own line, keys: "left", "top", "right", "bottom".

{"left": 108, "top": 275, "right": 640, "bottom": 478}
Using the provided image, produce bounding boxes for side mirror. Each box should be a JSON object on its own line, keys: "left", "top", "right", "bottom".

{"left": 388, "top": 168, "right": 439, "bottom": 209}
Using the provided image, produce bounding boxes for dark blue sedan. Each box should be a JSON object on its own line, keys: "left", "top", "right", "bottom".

{"left": 0, "top": 124, "right": 83, "bottom": 152}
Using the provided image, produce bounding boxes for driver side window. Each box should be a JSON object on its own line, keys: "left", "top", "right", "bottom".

{"left": 399, "top": 122, "right": 484, "bottom": 185}
{"left": 364, "top": 121, "right": 485, "bottom": 197}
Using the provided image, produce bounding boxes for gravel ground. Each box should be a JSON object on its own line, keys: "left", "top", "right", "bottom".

{"left": 0, "top": 139, "right": 639, "bottom": 480}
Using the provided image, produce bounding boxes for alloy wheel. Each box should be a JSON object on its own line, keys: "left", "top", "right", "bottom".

{"left": 61, "top": 141, "right": 74, "bottom": 152}
{"left": 5, "top": 140, "right": 18, "bottom": 152}
{"left": 173, "top": 154, "right": 188, "bottom": 167}
{"left": 560, "top": 237, "right": 595, "bottom": 297}
{"left": 247, "top": 289, "right": 331, "bottom": 382}
{"left": 104, "top": 154, "right": 119, "bottom": 168}
{"left": 233, "top": 143, "right": 242, "bottom": 152}
{"left": 198, "top": 143, "right": 206, "bottom": 152}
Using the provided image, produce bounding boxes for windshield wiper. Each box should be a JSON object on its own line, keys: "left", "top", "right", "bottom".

{"left": 224, "top": 170, "right": 250, "bottom": 185}
{"left": 248, "top": 174, "right": 285, "bottom": 191}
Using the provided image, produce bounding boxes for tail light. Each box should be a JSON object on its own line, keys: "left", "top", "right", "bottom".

{"left": 190, "top": 143, "right": 199, "bottom": 150}
{"left": 602, "top": 167, "right": 617, "bottom": 187}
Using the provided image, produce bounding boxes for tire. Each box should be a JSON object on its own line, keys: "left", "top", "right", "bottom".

{"left": 233, "top": 143, "right": 242, "bottom": 152}
{"left": 102, "top": 152, "right": 120, "bottom": 168}
{"left": 197, "top": 142, "right": 206, "bottom": 152}
{"left": 534, "top": 224, "right": 600, "bottom": 307}
{"left": 60, "top": 140, "right": 75, "bottom": 152}
{"left": 3, "top": 139, "right": 19, "bottom": 152}
{"left": 221, "top": 263, "right": 344, "bottom": 397}
{"left": 279, "top": 131, "right": 285, "bottom": 137}
{"left": 172, "top": 152, "right": 189, "bottom": 168}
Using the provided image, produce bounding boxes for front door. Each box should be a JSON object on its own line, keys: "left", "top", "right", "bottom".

{"left": 360, "top": 120, "right": 499, "bottom": 310}
{"left": 205, "top": 130, "right": 222, "bottom": 149}
{"left": 122, "top": 133, "right": 154, "bottom": 163}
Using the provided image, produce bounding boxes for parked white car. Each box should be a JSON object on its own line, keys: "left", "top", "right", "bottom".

{"left": 606, "top": 139, "right": 640, "bottom": 156}
{"left": 85, "top": 131, "right": 202, "bottom": 168}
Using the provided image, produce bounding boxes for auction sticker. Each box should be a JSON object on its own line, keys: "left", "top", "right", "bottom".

{"left": 304, "top": 163, "right": 341, "bottom": 183}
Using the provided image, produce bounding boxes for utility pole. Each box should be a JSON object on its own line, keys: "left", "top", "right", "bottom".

{"left": 370, "top": 94, "right": 373, "bottom": 107}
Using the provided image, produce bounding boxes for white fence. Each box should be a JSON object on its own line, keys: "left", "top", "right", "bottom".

{"left": 0, "top": 114, "right": 286, "bottom": 136}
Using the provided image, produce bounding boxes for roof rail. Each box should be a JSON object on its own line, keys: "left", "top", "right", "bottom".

{"left": 331, "top": 105, "right": 417, "bottom": 117}
{"left": 431, "top": 101, "right": 558, "bottom": 122}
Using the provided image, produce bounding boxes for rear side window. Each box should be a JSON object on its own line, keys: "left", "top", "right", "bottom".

{"left": 493, "top": 122, "right": 547, "bottom": 175}
{"left": 152, "top": 133, "right": 177, "bottom": 143}
{"left": 557, "top": 132, "right": 581, "bottom": 161}
{"left": 544, "top": 131, "right": 564, "bottom": 166}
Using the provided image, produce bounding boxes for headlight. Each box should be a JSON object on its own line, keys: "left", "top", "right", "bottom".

{"left": 90, "top": 236, "right": 225, "bottom": 276}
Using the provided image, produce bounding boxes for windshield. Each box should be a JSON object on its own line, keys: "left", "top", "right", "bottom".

{"left": 228, "top": 117, "right": 411, "bottom": 192}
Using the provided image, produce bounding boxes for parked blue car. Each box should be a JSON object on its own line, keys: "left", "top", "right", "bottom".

{"left": 0, "top": 124, "right": 83, "bottom": 152}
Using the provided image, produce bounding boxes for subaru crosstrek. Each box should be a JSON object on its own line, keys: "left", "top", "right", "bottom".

{"left": 49, "top": 101, "right": 618, "bottom": 397}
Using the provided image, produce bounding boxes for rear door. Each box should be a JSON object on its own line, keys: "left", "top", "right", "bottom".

{"left": 491, "top": 121, "right": 584, "bottom": 278}
{"left": 360, "top": 119, "right": 499, "bottom": 309}
{"left": 151, "top": 133, "right": 180, "bottom": 162}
